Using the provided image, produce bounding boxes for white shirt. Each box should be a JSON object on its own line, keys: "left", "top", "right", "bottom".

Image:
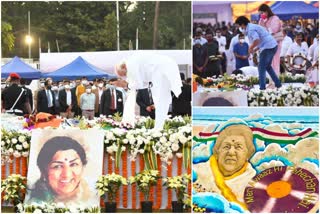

{"left": 98, "top": 88, "right": 104, "bottom": 104}
{"left": 116, "top": 87, "right": 127, "bottom": 104}
{"left": 313, "top": 45, "right": 319, "bottom": 63}
{"left": 286, "top": 41, "right": 309, "bottom": 57}
{"left": 110, "top": 88, "right": 117, "bottom": 109}
{"left": 46, "top": 89, "right": 53, "bottom": 107}
{"left": 66, "top": 90, "right": 72, "bottom": 106}
{"left": 286, "top": 41, "right": 309, "bottom": 67}
{"left": 192, "top": 37, "right": 207, "bottom": 46}
{"left": 308, "top": 39, "right": 318, "bottom": 61}
{"left": 280, "top": 36, "right": 293, "bottom": 57}
{"left": 214, "top": 35, "right": 227, "bottom": 53}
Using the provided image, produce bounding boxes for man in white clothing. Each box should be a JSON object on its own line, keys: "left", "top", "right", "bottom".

{"left": 115, "top": 52, "right": 182, "bottom": 129}
{"left": 280, "top": 30, "right": 293, "bottom": 57}
{"left": 193, "top": 27, "right": 207, "bottom": 46}
{"left": 286, "top": 32, "right": 309, "bottom": 71}
{"left": 286, "top": 33, "right": 309, "bottom": 60}
{"left": 308, "top": 35, "right": 318, "bottom": 61}
{"left": 306, "top": 35, "right": 319, "bottom": 83}
{"left": 214, "top": 28, "right": 227, "bottom": 53}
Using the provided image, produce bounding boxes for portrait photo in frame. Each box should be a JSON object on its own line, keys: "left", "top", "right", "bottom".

{"left": 24, "top": 129, "right": 105, "bottom": 208}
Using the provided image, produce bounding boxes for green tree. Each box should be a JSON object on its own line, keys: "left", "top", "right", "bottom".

{"left": 98, "top": 12, "right": 117, "bottom": 50}
{"left": 1, "top": 22, "right": 15, "bottom": 55}
{"left": 1, "top": 1, "right": 191, "bottom": 58}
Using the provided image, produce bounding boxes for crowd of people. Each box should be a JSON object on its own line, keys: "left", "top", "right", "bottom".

{"left": 1, "top": 72, "right": 191, "bottom": 119}
{"left": 193, "top": 3, "right": 319, "bottom": 88}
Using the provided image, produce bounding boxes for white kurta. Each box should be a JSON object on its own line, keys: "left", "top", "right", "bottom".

{"left": 121, "top": 52, "right": 182, "bottom": 129}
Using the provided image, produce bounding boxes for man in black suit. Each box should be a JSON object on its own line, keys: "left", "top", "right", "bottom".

{"left": 100, "top": 78, "right": 124, "bottom": 117}
{"left": 136, "top": 82, "right": 155, "bottom": 119}
{"left": 59, "top": 79, "right": 77, "bottom": 118}
{"left": 72, "top": 78, "right": 81, "bottom": 116}
{"left": 37, "top": 79, "right": 56, "bottom": 114}
{"left": 172, "top": 73, "right": 191, "bottom": 117}
{"left": 51, "top": 82, "right": 60, "bottom": 115}
{"left": 1, "top": 73, "right": 30, "bottom": 115}
{"left": 20, "top": 78, "right": 33, "bottom": 111}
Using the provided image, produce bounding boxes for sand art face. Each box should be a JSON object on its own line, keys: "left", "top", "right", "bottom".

{"left": 192, "top": 114, "right": 319, "bottom": 213}
{"left": 216, "top": 135, "right": 249, "bottom": 176}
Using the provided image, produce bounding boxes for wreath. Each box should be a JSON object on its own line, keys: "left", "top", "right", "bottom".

{"left": 285, "top": 53, "right": 308, "bottom": 69}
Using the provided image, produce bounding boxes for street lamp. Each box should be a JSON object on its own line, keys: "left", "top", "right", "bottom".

{"left": 25, "top": 35, "right": 32, "bottom": 59}
{"left": 25, "top": 35, "right": 32, "bottom": 44}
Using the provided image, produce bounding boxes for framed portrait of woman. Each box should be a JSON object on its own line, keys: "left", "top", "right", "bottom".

{"left": 24, "top": 129, "right": 105, "bottom": 208}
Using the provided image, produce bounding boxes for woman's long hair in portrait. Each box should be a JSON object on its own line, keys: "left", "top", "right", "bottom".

{"left": 29, "top": 136, "right": 87, "bottom": 201}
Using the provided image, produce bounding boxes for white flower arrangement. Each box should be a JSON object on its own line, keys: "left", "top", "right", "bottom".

{"left": 129, "top": 170, "right": 160, "bottom": 201}
{"left": 248, "top": 85, "right": 319, "bottom": 106}
{"left": 1, "top": 174, "right": 27, "bottom": 205}
{"left": 101, "top": 116, "right": 192, "bottom": 169}
{"left": 17, "top": 203, "right": 100, "bottom": 213}
{"left": 96, "top": 173, "right": 127, "bottom": 202}
{"left": 2, "top": 116, "right": 191, "bottom": 169}
{"left": 1, "top": 129, "right": 31, "bottom": 164}
{"left": 163, "top": 174, "right": 191, "bottom": 204}
{"left": 196, "top": 72, "right": 308, "bottom": 92}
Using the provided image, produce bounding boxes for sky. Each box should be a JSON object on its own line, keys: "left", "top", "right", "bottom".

{"left": 193, "top": 107, "right": 319, "bottom": 116}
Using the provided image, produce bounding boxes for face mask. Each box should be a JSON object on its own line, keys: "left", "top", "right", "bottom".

{"left": 239, "top": 27, "right": 245, "bottom": 33}
{"left": 40, "top": 83, "right": 45, "bottom": 88}
{"left": 260, "top": 14, "right": 267, "bottom": 20}
{"left": 52, "top": 86, "right": 58, "bottom": 91}
{"left": 239, "top": 39, "right": 245, "bottom": 43}
{"left": 92, "top": 85, "right": 97, "bottom": 90}
{"left": 98, "top": 83, "right": 104, "bottom": 88}
{"left": 70, "top": 83, "right": 75, "bottom": 88}
{"left": 86, "top": 89, "right": 91, "bottom": 93}
{"left": 82, "top": 80, "right": 87, "bottom": 85}
{"left": 296, "top": 25, "right": 301, "bottom": 29}
{"left": 65, "top": 85, "right": 71, "bottom": 90}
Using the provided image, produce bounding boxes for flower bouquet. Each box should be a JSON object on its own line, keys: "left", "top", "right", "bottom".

{"left": 163, "top": 174, "right": 191, "bottom": 212}
{"left": 1, "top": 129, "right": 31, "bottom": 164}
{"left": 96, "top": 173, "right": 127, "bottom": 212}
{"left": 1, "top": 174, "right": 27, "bottom": 211}
{"left": 129, "top": 170, "right": 160, "bottom": 212}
